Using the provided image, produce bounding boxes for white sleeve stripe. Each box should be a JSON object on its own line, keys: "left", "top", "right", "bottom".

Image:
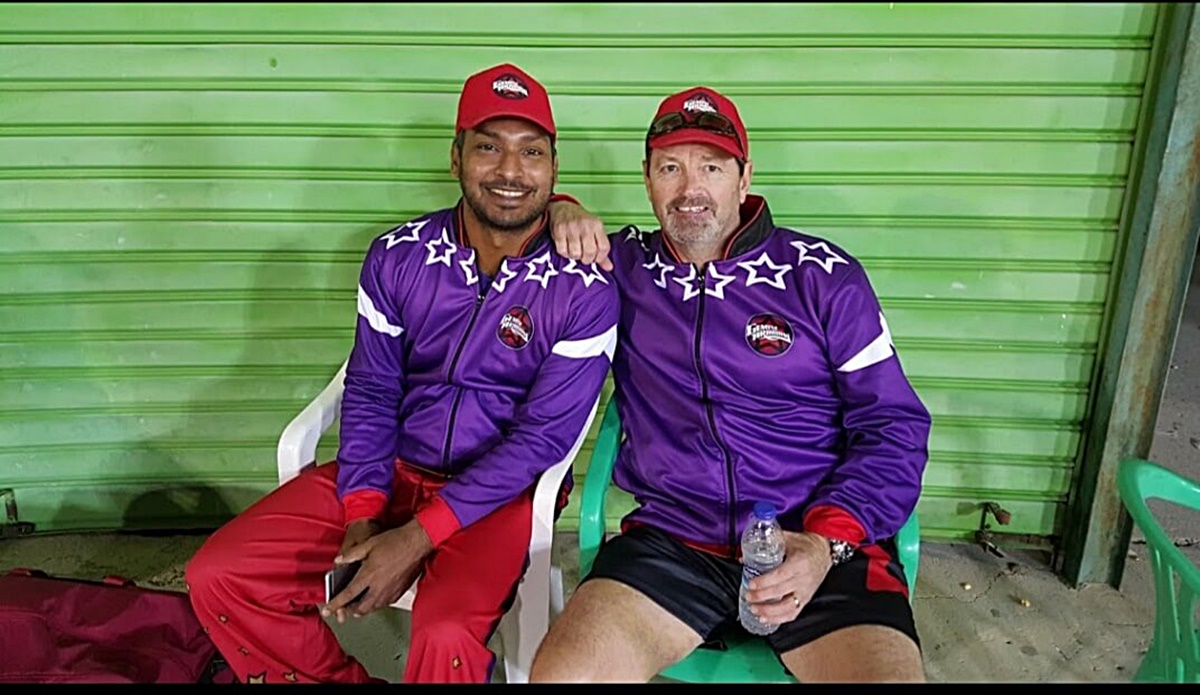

{"left": 551, "top": 324, "right": 617, "bottom": 361}
{"left": 357, "top": 284, "right": 404, "bottom": 338}
{"left": 837, "top": 312, "right": 894, "bottom": 373}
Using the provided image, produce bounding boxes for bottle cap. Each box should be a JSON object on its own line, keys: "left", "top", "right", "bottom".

{"left": 753, "top": 501, "right": 777, "bottom": 521}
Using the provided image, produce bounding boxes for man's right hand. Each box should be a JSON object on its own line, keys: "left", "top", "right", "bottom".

{"left": 328, "top": 519, "right": 381, "bottom": 623}
{"left": 548, "top": 200, "right": 613, "bottom": 271}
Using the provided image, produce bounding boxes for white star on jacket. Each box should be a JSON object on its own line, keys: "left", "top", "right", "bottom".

{"left": 491, "top": 259, "right": 519, "bottom": 294}
{"left": 674, "top": 265, "right": 703, "bottom": 301}
{"left": 791, "top": 239, "right": 848, "bottom": 275}
{"left": 459, "top": 249, "right": 479, "bottom": 286}
{"left": 642, "top": 253, "right": 676, "bottom": 289}
{"left": 737, "top": 251, "right": 793, "bottom": 290}
{"left": 705, "top": 265, "right": 736, "bottom": 299}
{"left": 674, "top": 264, "right": 736, "bottom": 301}
{"left": 425, "top": 227, "right": 458, "bottom": 267}
{"left": 624, "top": 226, "right": 650, "bottom": 251}
{"left": 562, "top": 260, "right": 609, "bottom": 288}
{"left": 380, "top": 219, "right": 427, "bottom": 249}
{"left": 523, "top": 251, "right": 559, "bottom": 289}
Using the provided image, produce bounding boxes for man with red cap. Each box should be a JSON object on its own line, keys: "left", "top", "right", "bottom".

{"left": 531, "top": 87, "right": 931, "bottom": 682}
{"left": 184, "top": 63, "right": 618, "bottom": 684}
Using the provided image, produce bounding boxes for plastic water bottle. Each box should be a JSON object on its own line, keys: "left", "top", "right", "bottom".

{"left": 738, "top": 501, "right": 786, "bottom": 636}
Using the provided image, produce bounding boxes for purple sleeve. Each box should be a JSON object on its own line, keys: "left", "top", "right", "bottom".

{"left": 808, "top": 264, "right": 932, "bottom": 544}
{"left": 335, "top": 239, "right": 406, "bottom": 522}
{"left": 435, "top": 282, "right": 620, "bottom": 531}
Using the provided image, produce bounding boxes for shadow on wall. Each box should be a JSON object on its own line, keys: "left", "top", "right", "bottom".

{"left": 86, "top": 122, "right": 439, "bottom": 536}
{"left": 41, "top": 85, "right": 617, "bottom": 543}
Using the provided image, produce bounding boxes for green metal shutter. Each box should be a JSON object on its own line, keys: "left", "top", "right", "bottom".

{"left": 0, "top": 3, "right": 1160, "bottom": 542}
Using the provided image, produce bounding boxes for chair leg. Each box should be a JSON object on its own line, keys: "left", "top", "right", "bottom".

{"left": 497, "top": 548, "right": 553, "bottom": 683}
{"left": 549, "top": 564, "right": 564, "bottom": 618}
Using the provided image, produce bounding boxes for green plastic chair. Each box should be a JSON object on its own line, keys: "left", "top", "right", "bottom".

{"left": 1116, "top": 458, "right": 1200, "bottom": 683}
{"left": 579, "top": 398, "right": 921, "bottom": 682}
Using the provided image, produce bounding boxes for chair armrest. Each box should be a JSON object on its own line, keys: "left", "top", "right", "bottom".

{"left": 1118, "top": 458, "right": 1200, "bottom": 591}
{"left": 579, "top": 397, "right": 621, "bottom": 577}
{"left": 276, "top": 359, "right": 348, "bottom": 486}
{"left": 896, "top": 510, "right": 920, "bottom": 598}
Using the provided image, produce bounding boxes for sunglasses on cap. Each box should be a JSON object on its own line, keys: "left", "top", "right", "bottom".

{"left": 646, "top": 110, "right": 744, "bottom": 159}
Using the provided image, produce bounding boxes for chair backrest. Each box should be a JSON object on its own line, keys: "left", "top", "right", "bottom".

{"left": 1116, "top": 458, "right": 1200, "bottom": 683}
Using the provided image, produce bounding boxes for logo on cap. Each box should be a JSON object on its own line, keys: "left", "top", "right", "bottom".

{"left": 745, "top": 314, "right": 793, "bottom": 357}
{"left": 497, "top": 306, "right": 534, "bottom": 349}
{"left": 683, "top": 93, "right": 718, "bottom": 115}
{"left": 492, "top": 74, "right": 530, "bottom": 100}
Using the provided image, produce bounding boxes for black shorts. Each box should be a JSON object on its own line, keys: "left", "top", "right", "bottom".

{"left": 584, "top": 525, "right": 920, "bottom": 659}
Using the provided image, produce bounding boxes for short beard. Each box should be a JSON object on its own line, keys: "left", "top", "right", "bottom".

{"left": 460, "top": 180, "right": 548, "bottom": 234}
{"left": 663, "top": 217, "right": 724, "bottom": 248}
{"left": 660, "top": 194, "right": 727, "bottom": 250}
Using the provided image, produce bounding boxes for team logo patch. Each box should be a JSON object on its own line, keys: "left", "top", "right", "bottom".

{"left": 745, "top": 314, "right": 793, "bottom": 357}
{"left": 683, "top": 92, "right": 718, "bottom": 114}
{"left": 492, "top": 74, "right": 530, "bottom": 100}
{"left": 497, "top": 306, "right": 534, "bottom": 349}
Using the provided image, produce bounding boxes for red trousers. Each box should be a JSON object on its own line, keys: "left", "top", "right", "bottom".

{"left": 185, "top": 461, "right": 534, "bottom": 683}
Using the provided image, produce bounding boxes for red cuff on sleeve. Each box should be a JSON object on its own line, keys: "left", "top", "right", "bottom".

{"left": 548, "top": 192, "right": 582, "bottom": 207}
{"left": 413, "top": 496, "right": 463, "bottom": 549}
{"left": 342, "top": 489, "right": 389, "bottom": 527}
{"left": 803, "top": 504, "right": 867, "bottom": 546}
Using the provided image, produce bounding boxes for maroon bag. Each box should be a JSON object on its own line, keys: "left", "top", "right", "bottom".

{"left": 0, "top": 567, "right": 233, "bottom": 683}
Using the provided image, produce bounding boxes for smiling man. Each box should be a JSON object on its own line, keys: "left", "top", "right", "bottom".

{"left": 531, "top": 86, "right": 932, "bottom": 682}
{"left": 184, "top": 63, "right": 618, "bottom": 684}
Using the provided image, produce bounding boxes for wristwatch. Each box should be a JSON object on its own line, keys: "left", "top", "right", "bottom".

{"left": 827, "top": 538, "right": 856, "bottom": 567}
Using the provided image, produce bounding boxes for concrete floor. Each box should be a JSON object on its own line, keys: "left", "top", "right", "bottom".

{"left": 2, "top": 253, "right": 1197, "bottom": 683}
{"left": 0, "top": 527, "right": 1159, "bottom": 683}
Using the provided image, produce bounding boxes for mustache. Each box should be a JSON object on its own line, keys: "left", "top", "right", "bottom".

{"left": 481, "top": 179, "right": 534, "bottom": 193}
{"left": 668, "top": 195, "right": 715, "bottom": 210}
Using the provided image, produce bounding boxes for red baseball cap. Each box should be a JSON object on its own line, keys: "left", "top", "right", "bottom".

{"left": 455, "top": 63, "right": 556, "bottom": 140}
{"left": 646, "top": 86, "right": 748, "bottom": 161}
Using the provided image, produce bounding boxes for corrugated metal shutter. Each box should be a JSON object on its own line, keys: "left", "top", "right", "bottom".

{"left": 0, "top": 3, "right": 1160, "bottom": 540}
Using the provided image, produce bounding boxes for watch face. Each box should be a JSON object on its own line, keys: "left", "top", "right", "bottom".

{"left": 830, "top": 540, "right": 855, "bottom": 566}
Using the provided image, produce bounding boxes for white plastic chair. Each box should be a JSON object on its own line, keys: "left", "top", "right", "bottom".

{"left": 276, "top": 358, "right": 589, "bottom": 683}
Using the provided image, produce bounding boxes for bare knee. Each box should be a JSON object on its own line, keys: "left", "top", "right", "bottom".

{"left": 530, "top": 579, "right": 701, "bottom": 683}
{"left": 783, "top": 624, "right": 925, "bottom": 682}
{"left": 530, "top": 633, "right": 602, "bottom": 683}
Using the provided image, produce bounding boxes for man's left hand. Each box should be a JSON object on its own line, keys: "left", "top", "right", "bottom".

{"left": 743, "top": 531, "right": 833, "bottom": 625}
{"left": 321, "top": 520, "right": 434, "bottom": 619}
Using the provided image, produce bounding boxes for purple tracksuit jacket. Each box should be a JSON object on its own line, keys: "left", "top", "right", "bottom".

{"left": 609, "top": 195, "right": 931, "bottom": 556}
{"left": 336, "top": 202, "right": 619, "bottom": 547}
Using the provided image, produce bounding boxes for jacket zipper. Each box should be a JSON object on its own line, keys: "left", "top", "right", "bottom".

{"left": 692, "top": 269, "right": 738, "bottom": 558}
{"left": 441, "top": 280, "right": 487, "bottom": 468}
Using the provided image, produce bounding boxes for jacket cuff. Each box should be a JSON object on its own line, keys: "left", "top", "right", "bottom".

{"left": 342, "top": 489, "right": 389, "bottom": 526}
{"left": 413, "top": 496, "right": 462, "bottom": 548}
{"left": 548, "top": 192, "right": 582, "bottom": 207}
{"left": 803, "top": 504, "right": 867, "bottom": 546}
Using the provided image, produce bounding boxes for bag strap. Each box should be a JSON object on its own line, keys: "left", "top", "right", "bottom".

{"left": 102, "top": 575, "right": 137, "bottom": 587}
{"left": 6, "top": 568, "right": 137, "bottom": 588}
